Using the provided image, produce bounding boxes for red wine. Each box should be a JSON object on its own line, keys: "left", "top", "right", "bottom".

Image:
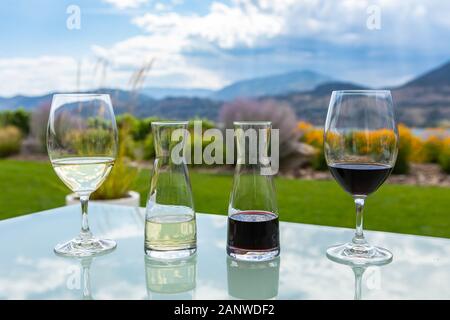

{"left": 227, "top": 212, "right": 279, "bottom": 251}
{"left": 329, "top": 163, "right": 392, "bottom": 196}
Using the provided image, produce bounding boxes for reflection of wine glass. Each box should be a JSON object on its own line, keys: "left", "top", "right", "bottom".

{"left": 57, "top": 254, "right": 95, "bottom": 300}
{"left": 47, "top": 94, "right": 118, "bottom": 257}
{"left": 226, "top": 256, "right": 280, "bottom": 299}
{"left": 324, "top": 90, "right": 398, "bottom": 265}
{"left": 79, "top": 257, "right": 94, "bottom": 300}
{"left": 145, "top": 254, "right": 197, "bottom": 300}
{"left": 326, "top": 250, "right": 391, "bottom": 300}
{"left": 352, "top": 266, "right": 366, "bottom": 300}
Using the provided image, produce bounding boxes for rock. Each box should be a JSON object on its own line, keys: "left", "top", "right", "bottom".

{"left": 280, "top": 141, "right": 316, "bottom": 171}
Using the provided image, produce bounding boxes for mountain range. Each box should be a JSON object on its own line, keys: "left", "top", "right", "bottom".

{"left": 212, "top": 70, "right": 333, "bottom": 100}
{"left": 1, "top": 62, "right": 449, "bottom": 127}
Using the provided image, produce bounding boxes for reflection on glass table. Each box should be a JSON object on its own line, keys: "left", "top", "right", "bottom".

{"left": 0, "top": 204, "right": 449, "bottom": 299}
{"left": 326, "top": 254, "right": 391, "bottom": 300}
{"left": 145, "top": 254, "right": 197, "bottom": 300}
{"left": 56, "top": 249, "right": 116, "bottom": 300}
{"left": 227, "top": 256, "right": 280, "bottom": 299}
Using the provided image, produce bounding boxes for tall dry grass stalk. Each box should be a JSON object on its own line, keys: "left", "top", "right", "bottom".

{"left": 88, "top": 56, "right": 155, "bottom": 199}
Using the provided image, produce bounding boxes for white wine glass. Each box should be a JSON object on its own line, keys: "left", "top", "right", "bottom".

{"left": 47, "top": 94, "right": 118, "bottom": 257}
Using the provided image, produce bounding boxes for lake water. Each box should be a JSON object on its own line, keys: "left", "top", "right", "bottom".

{"left": 412, "top": 128, "right": 450, "bottom": 139}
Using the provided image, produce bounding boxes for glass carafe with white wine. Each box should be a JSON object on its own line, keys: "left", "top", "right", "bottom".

{"left": 47, "top": 94, "right": 118, "bottom": 257}
{"left": 145, "top": 121, "right": 197, "bottom": 259}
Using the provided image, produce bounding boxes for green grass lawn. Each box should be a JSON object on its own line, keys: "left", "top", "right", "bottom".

{"left": 1, "top": 159, "right": 449, "bottom": 238}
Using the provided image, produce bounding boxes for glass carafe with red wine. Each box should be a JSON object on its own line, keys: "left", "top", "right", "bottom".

{"left": 227, "top": 121, "right": 279, "bottom": 261}
{"left": 324, "top": 90, "right": 399, "bottom": 265}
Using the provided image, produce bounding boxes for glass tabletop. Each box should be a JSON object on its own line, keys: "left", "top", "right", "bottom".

{"left": 0, "top": 204, "right": 448, "bottom": 300}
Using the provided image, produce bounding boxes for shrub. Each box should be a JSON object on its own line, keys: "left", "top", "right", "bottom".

{"left": 0, "top": 109, "right": 31, "bottom": 135}
{"left": 422, "top": 135, "right": 444, "bottom": 163}
{"left": 220, "top": 99, "right": 300, "bottom": 160}
{"left": 188, "top": 118, "right": 216, "bottom": 131}
{"left": 133, "top": 117, "right": 158, "bottom": 141}
{"left": 117, "top": 114, "right": 160, "bottom": 142}
{"left": 143, "top": 133, "right": 155, "bottom": 160}
{"left": 392, "top": 124, "right": 412, "bottom": 174}
{"left": 438, "top": 138, "right": 450, "bottom": 174}
{"left": 300, "top": 127, "right": 327, "bottom": 170}
{"left": 297, "top": 121, "right": 314, "bottom": 132}
{"left": 65, "top": 128, "right": 115, "bottom": 157}
{"left": 311, "top": 148, "right": 327, "bottom": 171}
{"left": 91, "top": 124, "right": 138, "bottom": 200}
{"left": 0, "top": 126, "right": 22, "bottom": 157}
{"left": 30, "top": 103, "right": 51, "bottom": 152}
{"left": 410, "top": 135, "right": 426, "bottom": 163}
{"left": 300, "top": 122, "right": 406, "bottom": 173}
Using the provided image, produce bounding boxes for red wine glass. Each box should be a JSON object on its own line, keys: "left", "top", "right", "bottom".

{"left": 324, "top": 90, "right": 398, "bottom": 265}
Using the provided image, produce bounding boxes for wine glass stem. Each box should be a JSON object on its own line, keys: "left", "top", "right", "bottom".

{"left": 353, "top": 197, "right": 366, "bottom": 245}
{"left": 80, "top": 196, "right": 92, "bottom": 239}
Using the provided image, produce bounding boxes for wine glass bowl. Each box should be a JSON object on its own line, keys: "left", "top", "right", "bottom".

{"left": 324, "top": 90, "right": 398, "bottom": 265}
{"left": 47, "top": 94, "right": 118, "bottom": 257}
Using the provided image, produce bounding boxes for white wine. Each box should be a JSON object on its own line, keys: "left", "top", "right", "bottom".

{"left": 52, "top": 157, "right": 114, "bottom": 194}
{"left": 145, "top": 206, "right": 196, "bottom": 253}
{"left": 145, "top": 215, "right": 197, "bottom": 251}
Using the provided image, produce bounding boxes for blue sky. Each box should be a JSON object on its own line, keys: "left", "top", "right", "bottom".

{"left": 1, "top": 0, "right": 450, "bottom": 96}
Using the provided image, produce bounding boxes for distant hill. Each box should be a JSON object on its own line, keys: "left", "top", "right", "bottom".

{"left": 213, "top": 70, "right": 333, "bottom": 101}
{"left": 402, "top": 61, "right": 450, "bottom": 88}
{"left": 140, "top": 87, "right": 214, "bottom": 99}
{"left": 261, "top": 81, "right": 368, "bottom": 125}
{"left": 1, "top": 63, "right": 450, "bottom": 127}
{"left": 308, "top": 82, "right": 368, "bottom": 95}
{"left": 0, "top": 88, "right": 222, "bottom": 120}
{"left": 95, "top": 89, "right": 222, "bottom": 120}
{"left": 0, "top": 94, "right": 53, "bottom": 110}
{"left": 390, "top": 60, "right": 450, "bottom": 126}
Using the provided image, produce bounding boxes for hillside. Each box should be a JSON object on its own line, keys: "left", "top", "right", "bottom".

{"left": 213, "top": 70, "right": 333, "bottom": 101}
{"left": 1, "top": 62, "right": 450, "bottom": 127}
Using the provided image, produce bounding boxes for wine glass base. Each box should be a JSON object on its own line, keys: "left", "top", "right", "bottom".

{"left": 326, "top": 242, "right": 392, "bottom": 266}
{"left": 54, "top": 236, "right": 117, "bottom": 257}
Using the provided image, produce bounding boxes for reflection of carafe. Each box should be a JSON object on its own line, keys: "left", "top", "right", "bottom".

{"left": 227, "top": 256, "right": 280, "bottom": 299}
{"left": 145, "top": 255, "right": 197, "bottom": 300}
{"left": 145, "top": 121, "right": 197, "bottom": 260}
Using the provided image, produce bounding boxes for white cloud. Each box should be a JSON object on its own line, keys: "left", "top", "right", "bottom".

{"left": 102, "top": 0, "right": 149, "bottom": 10}
{"left": 0, "top": 55, "right": 126, "bottom": 97}
{"left": 0, "top": 56, "right": 79, "bottom": 97}
{"left": 154, "top": 2, "right": 169, "bottom": 12}
{"left": 91, "top": 33, "right": 225, "bottom": 89}
{"left": 133, "top": 2, "right": 283, "bottom": 49}
{"left": 2, "top": 0, "right": 450, "bottom": 96}
{"left": 0, "top": 256, "right": 74, "bottom": 299}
